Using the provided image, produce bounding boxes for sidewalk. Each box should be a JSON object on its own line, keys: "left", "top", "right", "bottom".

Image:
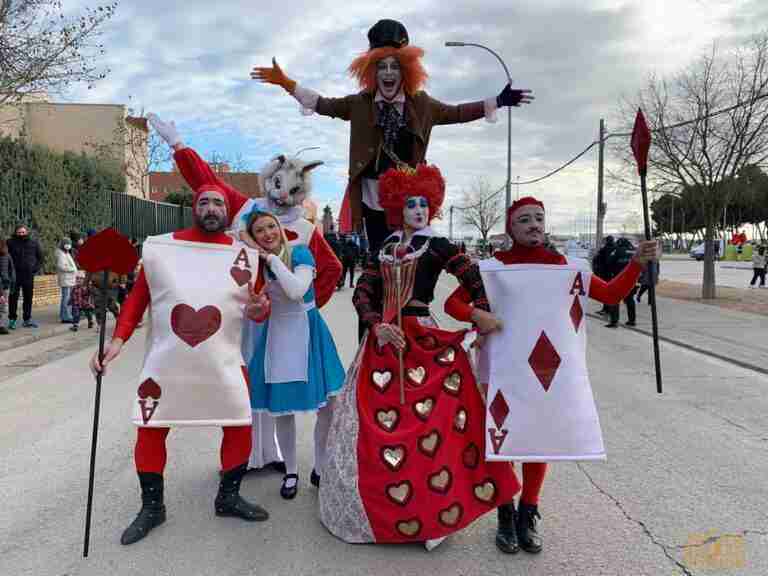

{"left": 0, "top": 304, "right": 82, "bottom": 352}
{"left": 588, "top": 293, "right": 768, "bottom": 375}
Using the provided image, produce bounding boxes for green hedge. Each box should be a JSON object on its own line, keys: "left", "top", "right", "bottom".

{"left": 0, "top": 136, "right": 124, "bottom": 273}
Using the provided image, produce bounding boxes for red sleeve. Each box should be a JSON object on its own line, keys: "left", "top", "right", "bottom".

{"left": 173, "top": 147, "right": 249, "bottom": 216}
{"left": 444, "top": 285, "right": 474, "bottom": 323}
{"left": 589, "top": 260, "right": 643, "bottom": 305}
{"left": 309, "top": 229, "right": 342, "bottom": 308}
{"left": 113, "top": 268, "right": 150, "bottom": 341}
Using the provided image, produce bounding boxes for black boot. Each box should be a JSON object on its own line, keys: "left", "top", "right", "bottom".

{"left": 495, "top": 502, "right": 519, "bottom": 554}
{"left": 120, "top": 472, "right": 166, "bottom": 545}
{"left": 516, "top": 502, "right": 543, "bottom": 554}
{"left": 215, "top": 463, "right": 269, "bottom": 521}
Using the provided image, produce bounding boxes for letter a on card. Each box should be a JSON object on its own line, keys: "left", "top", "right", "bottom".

{"left": 569, "top": 272, "right": 585, "bottom": 296}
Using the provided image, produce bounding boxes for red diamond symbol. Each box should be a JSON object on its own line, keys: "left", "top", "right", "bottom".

{"left": 528, "top": 331, "right": 560, "bottom": 392}
{"left": 570, "top": 296, "right": 583, "bottom": 332}
{"left": 489, "top": 391, "right": 509, "bottom": 429}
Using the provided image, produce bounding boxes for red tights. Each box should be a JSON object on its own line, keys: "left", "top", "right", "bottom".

{"left": 510, "top": 462, "right": 547, "bottom": 506}
{"left": 134, "top": 426, "right": 252, "bottom": 474}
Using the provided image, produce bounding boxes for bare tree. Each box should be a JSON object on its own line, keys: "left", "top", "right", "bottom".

{"left": 459, "top": 178, "right": 504, "bottom": 253}
{"left": 612, "top": 34, "right": 768, "bottom": 298}
{"left": 0, "top": 0, "right": 118, "bottom": 106}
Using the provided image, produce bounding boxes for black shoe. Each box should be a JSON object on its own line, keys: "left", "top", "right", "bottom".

{"left": 605, "top": 322, "right": 618, "bottom": 328}
{"left": 215, "top": 463, "right": 269, "bottom": 521}
{"left": 495, "top": 503, "right": 519, "bottom": 554}
{"left": 516, "top": 502, "right": 543, "bottom": 554}
{"left": 625, "top": 320, "right": 636, "bottom": 327}
{"left": 70, "top": 325, "right": 79, "bottom": 332}
{"left": 120, "top": 473, "right": 166, "bottom": 545}
{"left": 310, "top": 469, "right": 320, "bottom": 488}
{"left": 280, "top": 473, "right": 299, "bottom": 500}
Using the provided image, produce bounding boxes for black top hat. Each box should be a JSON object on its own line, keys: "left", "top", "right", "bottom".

{"left": 368, "top": 19, "right": 409, "bottom": 50}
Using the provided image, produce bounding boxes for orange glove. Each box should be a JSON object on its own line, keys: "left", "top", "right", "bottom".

{"left": 250, "top": 57, "right": 296, "bottom": 94}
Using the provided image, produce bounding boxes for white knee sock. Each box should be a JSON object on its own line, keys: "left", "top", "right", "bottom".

{"left": 313, "top": 402, "right": 334, "bottom": 473}
{"left": 275, "top": 415, "right": 297, "bottom": 486}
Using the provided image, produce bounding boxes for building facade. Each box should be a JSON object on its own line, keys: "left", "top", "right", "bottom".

{"left": 0, "top": 97, "right": 149, "bottom": 197}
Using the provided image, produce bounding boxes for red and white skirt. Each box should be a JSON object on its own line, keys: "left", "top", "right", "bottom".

{"left": 319, "top": 314, "right": 520, "bottom": 543}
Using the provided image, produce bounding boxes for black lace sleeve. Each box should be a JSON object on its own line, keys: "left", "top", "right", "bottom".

{"left": 352, "top": 263, "right": 384, "bottom": 329}
{"left": 434, "top": 238, "right": 490, "bottom": 312}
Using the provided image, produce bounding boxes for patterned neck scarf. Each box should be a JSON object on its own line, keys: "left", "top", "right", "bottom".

{"left": 377, "top": 101, "right": 406, "bottom": 152}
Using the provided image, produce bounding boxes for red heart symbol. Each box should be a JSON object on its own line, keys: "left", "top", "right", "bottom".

{"left": 171, "top": 304, "right": 222, "bottom": 347}
{"left": 230, "top": 266, "right": 252, "bottom": 287}
{"left": 138, "top": 378, "right": 162, "bottom": 400}
{"left": 285, "top": 229, "right": 299, "bottom": 241}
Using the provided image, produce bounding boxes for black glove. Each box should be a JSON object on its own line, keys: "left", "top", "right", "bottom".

{"left": 496, "top": 84, "right": 533, "bottom": 107}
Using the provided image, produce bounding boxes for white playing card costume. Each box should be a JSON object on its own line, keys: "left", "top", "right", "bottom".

{"left": 478, "top": 257, "right": 606, "bottom": 461}
{"left": 133, "top": 235, "right": 258, "bottom": 427}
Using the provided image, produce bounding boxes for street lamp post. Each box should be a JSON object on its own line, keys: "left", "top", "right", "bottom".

{"left": 446, "top": 41, "right": 513, "bottom": 232}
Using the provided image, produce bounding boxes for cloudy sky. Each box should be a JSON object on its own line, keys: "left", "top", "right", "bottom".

{"left": 61, "top": 0, "right": 768, "bottom": 239}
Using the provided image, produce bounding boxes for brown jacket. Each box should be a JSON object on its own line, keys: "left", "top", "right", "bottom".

{"left": 315, "top": 90, "right": 485, "bottom": 229}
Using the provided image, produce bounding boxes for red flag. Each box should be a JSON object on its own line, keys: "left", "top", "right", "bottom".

{"left": 631, "top": 108, "right": 651, "bottom": 176}
{"left": 78, "top": 228, "right": 139, "bottom": 275}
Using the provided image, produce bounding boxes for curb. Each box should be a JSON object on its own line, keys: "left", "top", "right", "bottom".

{"left": 586, "top": 312, "right": 768, "bottom": 376}
{"left": 0, "top": 324, "right": 75, "bottom": 353}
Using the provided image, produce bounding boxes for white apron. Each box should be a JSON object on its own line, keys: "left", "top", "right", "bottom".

{"left": 478, "top": 257, "right": 606, "bottom": 461}
{"left": 133, "top": 235, "right": 258, "bottom": 427}
{"left": 262, "top": 276, "right": 313, "bottom": 384}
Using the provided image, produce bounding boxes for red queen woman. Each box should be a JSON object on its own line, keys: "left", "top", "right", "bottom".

{"left": 319, "top": 164, "right": 520, "bottom": 547}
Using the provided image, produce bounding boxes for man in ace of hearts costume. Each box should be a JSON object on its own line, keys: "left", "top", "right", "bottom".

{"left": 444, "top": 196, "right": 658, "bottom": 556}
{"left": 148, "top": 113, "right": 342, "bottom": 474}
{"left": 92, "top": 185, "right": 271, "bottom": 546}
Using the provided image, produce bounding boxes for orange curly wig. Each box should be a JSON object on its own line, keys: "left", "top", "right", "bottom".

{"left": 348, "top": 45, "right": 428, "bottom": 96}
{"left": 379, "top": 164, "right": 445, "bottom": 229}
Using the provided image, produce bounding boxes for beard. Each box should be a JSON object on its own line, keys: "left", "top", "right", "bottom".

{"left": 195, "top": 213, "right": 227, "bottom": 233}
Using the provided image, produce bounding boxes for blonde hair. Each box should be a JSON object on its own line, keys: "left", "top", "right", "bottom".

{"left": 246, "top": 210, "right": 292, "bottom": 269}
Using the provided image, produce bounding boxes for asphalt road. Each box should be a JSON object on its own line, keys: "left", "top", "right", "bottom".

{"left": 2, "top": 277, "right": 767, "bottom": 576}
{"left": 653, "top": 256, "right": 756, "bottom": 289}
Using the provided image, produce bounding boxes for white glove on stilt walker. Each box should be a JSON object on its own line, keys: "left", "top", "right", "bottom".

{"left": 147, "top": 113, "right": 183, "bottom": 148}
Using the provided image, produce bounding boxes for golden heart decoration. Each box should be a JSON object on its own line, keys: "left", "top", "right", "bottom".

{"left": 396, "top": 519, "right": 422, "bottom": 537}
{"left": 376, "top": 409, "right": 399, "bottom": 431}
{"left": 381, "top": 446, "right": 406, "bottom": 470}
{"left": 473, "top": 480, "right": 497, "bottom": 503}
{"left": 454, "top": 408, "right": 468, "bottom": 432}
{"left": 428, "top": 467, "right": 452, "bottom": 493}
{"left": 436, "top": 346, "right": 456, "bottom": 365}
{"left": 386, "top": 481, "right": 412, "bottom": 506}
{"left": 418, "top": 430, "right": 441, "bottom": 457}
{"left": 413, "top": 397, "right": 434, "bottom": 420}
{"left": 439, "top": 504, "right": 462, "bottom": 527}
{"left": 443, "top": 371, "right": 462, "bottom": 394}
{"left": 371, "top": 370, "right": 392, "bottom": 391}
{"left": 407, "top": 366, "right": 426, "bottom": 385}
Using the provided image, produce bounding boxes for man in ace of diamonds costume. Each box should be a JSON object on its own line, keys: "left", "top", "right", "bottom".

{"left": 148, "top": 113, "right": 342, "bottom": 473}
{"left": 444, "top": 196, "right": 659, "bottom": 555}
{"left": 92, "top": 184, "right": 270, "bottom": 546}
{"left": 251, "top": 18, "right": 534, "bottom": 259}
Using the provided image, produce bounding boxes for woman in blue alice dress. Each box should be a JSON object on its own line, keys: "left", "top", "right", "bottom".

{"left": 242, "top": 208, "right": 345, "bottom": 499}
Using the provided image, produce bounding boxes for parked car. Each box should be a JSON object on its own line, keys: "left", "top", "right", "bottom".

{"left": 689, "top": 240, "right": 721, "bottom": 261}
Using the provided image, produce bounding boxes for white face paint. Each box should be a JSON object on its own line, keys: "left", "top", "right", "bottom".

{"left": 376, "top": 56, "right": 402, "bottom": 101}
{"left": 403, "top": 196, "right": 429, "bottom": 231}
